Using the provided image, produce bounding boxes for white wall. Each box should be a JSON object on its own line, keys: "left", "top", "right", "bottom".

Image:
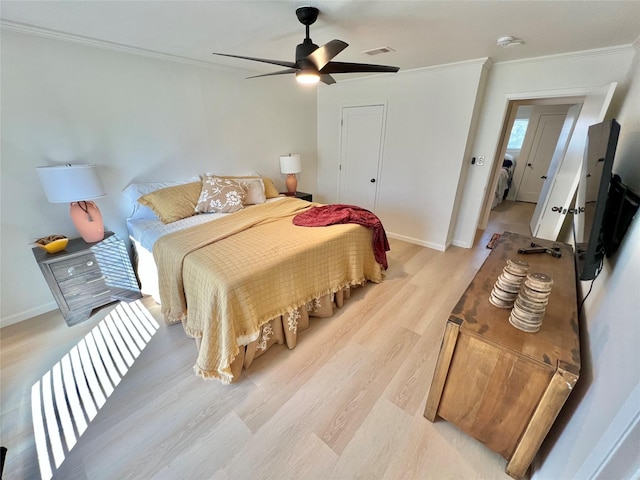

{"left": 315, "top": 44, "right": 640, "bottom": 478}
{"left": 0, "top": 30, "right": 316, "bottom": 326}
{"left": 317, "top": 59, "right": 489, "bottom": 251}
{"left": 453, "top": 46, "right": 637, "bottom": 248}
{"left": 533, "top": 46, "right": 640, "bottom": 480}
{"left": 2, "top": 26, "right": 639, "bottom": 477}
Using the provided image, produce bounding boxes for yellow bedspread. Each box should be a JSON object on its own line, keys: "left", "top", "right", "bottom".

{"left": 153, "top": 197, "right": 383, "bottom": 383}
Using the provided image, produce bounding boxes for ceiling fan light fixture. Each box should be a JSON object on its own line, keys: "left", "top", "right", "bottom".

{"left": 213, "top": 6, "right": 399, "bottom": 86}
{"left": 296, "top": 70, "right": 320, "bottom": 84}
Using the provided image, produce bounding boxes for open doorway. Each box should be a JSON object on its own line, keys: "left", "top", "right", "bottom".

{"left": 479, "top": 96, "right": 584, "bottom": 235}
{"left": 479, "top": 83, "right": 617, "bottom": 243}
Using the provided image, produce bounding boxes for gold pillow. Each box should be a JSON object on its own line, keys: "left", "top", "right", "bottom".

{"left": 138, "top": 181, "right": 201, "bottom": 223}
{"left": 261, "top": 177, "right": 279, "bottom": 198}
{"left": 196, "top": 176, "right": 246, "bottom": 213}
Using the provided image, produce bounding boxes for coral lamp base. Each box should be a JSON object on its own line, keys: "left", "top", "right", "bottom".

{"left": 285, "top": 173, "right": 298, "bottom": 195}
{"left": 70, "top": 201, "right": 104, "bottom": 243}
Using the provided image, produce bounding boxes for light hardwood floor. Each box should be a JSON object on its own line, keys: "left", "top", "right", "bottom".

{"left": 1, "top": 202, "right": 535, "bottom": 480}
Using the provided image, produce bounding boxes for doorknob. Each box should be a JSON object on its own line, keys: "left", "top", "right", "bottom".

{"left": 370, "top": 178, "right": 376, "bottom": 183}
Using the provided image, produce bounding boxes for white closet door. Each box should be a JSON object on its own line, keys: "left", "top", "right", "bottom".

{"left": 515, "top": 112, "right": 568, "bottom": 203}
{"left": 338, "top": 104, "right": 386, "bottom": 212}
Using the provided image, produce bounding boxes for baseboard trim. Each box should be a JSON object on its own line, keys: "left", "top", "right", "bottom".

{"left": 386, "top": 232, "right": 446, "bottom": 252}
{"left": 451, "top": 238, "right": 474, "bottom": 249}
{"left": 1, "top": 302, "right": 58, "bottom": 329}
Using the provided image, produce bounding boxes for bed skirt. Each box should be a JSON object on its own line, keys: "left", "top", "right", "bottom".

{"left": 193, "top": 286, "right": 353, "bottom": 381}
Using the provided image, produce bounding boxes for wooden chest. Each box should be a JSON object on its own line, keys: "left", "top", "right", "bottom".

{"left": 424, "top": 232, "right": 580, "bottom": 479}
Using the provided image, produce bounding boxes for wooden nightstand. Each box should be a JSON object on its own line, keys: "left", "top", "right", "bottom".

{"left": 281, "top": 191, "right": 312, "bottom": 201}
{"left": 32, "top": 232, "right": 142, "bottom": 326}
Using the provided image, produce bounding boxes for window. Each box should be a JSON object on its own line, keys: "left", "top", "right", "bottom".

{"left": 507, "top": 119, "right": 529, "bottom": 150}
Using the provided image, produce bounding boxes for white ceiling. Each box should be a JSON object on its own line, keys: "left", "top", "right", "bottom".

{"left": 2, "top": 1, "right": 640, "bottom": 80}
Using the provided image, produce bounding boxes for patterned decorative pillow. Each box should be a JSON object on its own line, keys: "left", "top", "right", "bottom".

{"left": 217, "top": 174, "right": 280, "bottom": 198}
{"left": 195, "top": 176, "right": 246, "bottom": 213}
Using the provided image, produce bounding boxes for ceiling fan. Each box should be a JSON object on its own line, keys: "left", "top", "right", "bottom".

{"left": 212, "top": 6, "right": 399, "bottom": 85}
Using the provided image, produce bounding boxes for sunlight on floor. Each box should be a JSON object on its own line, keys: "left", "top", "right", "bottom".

{"left": 30, "top": 300, "right": 159, "bottom": 479}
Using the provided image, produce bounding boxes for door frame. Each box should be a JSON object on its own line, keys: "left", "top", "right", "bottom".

{"left": 337, "top": 101, "right": 388, "bottom": 212}
{"left": 478, "top": 91, "right": 587, "bottom": 231}
{"left": 531, "top": 82, "right": 617, "bottom": 240}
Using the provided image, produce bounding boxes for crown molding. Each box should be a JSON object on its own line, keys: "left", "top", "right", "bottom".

{"left": 0, "top": 20, "right": 242, "bottom": 74}
{"left": 495, "top": 44, "right": 635, "bottom": 67}
{"left": 334, "top": 57, "right": 491, "bottom": 85}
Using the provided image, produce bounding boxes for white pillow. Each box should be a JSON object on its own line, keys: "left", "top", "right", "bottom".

{"left": 123, "top": 176, "right": 199, "bottom": 219}
{"left": 240, "top": 178, "right": 266, "bottom": 205}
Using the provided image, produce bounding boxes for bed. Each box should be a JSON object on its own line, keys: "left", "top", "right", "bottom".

{"left": 493, "top": 155, "right": 516, "bottom": 208}
{"left": 124, "top": 175, "right": 386, "bottom": 383}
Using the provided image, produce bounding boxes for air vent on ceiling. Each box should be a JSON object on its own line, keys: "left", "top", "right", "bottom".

{"left": 361, "top": 46, "right": 396, "bottom": 56}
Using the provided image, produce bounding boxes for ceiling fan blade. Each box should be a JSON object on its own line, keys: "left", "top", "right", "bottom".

{"left": 320, "top": 74, "right": 336, "bottom": 85}
{"left": 320, "top": 61, "right": 400, "bottom": 74}
{"left": 212, "top": 52, "right": 297, "bottom": 69}
{"left": 306, "top": 39, "right": 349, "bottom": 70}
{"left": 247, "top": 69, "right": 298, "bottom": 79}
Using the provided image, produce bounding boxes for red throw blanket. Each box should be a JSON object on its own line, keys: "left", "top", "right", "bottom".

{"left": 293, "top": 204, "right": 390, "bottom": 269}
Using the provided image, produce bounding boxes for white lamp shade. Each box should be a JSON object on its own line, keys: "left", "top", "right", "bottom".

{"left": 36, "top": 164, "right": 106, "bottom": 203}
{"left": 280, "top": 154, "right": 302, "bottom": 174}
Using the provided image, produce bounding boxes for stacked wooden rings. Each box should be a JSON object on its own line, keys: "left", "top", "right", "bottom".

{"left": 489, "top": 259, "right": 529, "bottom": 309}
{"left": 509, "top": 272, "right": 554, "bottom": 333}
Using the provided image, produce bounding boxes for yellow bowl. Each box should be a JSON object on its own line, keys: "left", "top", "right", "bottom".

{"left": 36, "top": 237, "right": 69, "bottom": 253}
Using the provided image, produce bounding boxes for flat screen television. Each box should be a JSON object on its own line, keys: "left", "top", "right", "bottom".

{"left": 602, "top": 174, "right": 640, "bottom": 257}
{"left": 575, "top": 119, "right": 619, "bottom": 281}
{"left": 575, "top": 119, "right": 640, "bottom": 280}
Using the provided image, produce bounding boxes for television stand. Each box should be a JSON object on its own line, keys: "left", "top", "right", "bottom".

{"left": 424, "top": 232, "right": 580, "bottom": 479}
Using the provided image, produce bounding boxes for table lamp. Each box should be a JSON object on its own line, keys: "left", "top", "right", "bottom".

{"left": 280, "top": 154, "right": 302, "bottom": 195}
{"left": 36, "top": 164, "right": 107, "bottom": 243}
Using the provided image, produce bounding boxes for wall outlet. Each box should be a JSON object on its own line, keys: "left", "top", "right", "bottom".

{"left": 476, "top": 155, "right": 485, "bottom": 166}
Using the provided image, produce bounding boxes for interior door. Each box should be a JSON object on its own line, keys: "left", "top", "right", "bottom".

{"left": 530, "top": 104, "right": 581, "bottom": 236}
{"left": 515, "top": 110, "right": 569, "bottom": 202}
{"left": 338, "top": 104, "right": 385, "bottom": 211}
{"left": 531, "top": 83, "right": 617, "bottom": 240}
